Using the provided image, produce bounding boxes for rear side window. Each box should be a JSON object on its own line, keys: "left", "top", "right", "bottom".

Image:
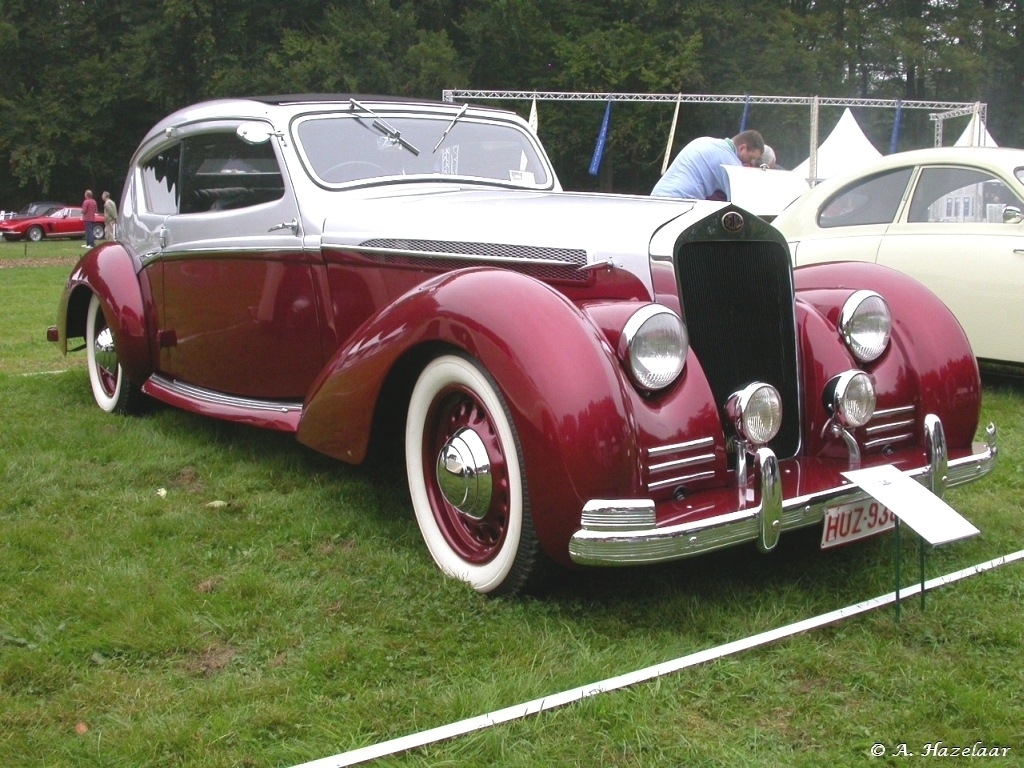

{"left": 817, "top": 168, "right": 913, "bottom": 228}
{"left": 140, "top": 144, "right": 181, "bottom": 215}
{"left": 908, "top": 166, "right": 1020, "bottom": 223}
{"left": 138, "top": 131, "right": 285, "bottom": 215}
{"left": 179, "top": 133, "right": 285, "bottom": 214}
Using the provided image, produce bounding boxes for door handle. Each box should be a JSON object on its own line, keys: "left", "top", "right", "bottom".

{"left": 269, "top": 218, "right": 299, "bottom": 235}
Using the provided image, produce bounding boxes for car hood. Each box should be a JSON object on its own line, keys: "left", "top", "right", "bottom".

{"left": 319, "top": 188, "right": 710, "bottom": 268}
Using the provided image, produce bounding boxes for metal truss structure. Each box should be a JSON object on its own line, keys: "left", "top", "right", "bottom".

{"left": 442, "top": 90, "right": 988, "bottom": 178}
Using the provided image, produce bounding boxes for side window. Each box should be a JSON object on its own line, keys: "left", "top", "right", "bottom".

{"left": 179, "top": 132, "right": 285, "bottom": 214}
{"left": 818, "top": 168, "right": 913, "bottom": 228}
{"left": 140, "top": 144, "right": 182, "bottom": 215}
{"left": 908, "top": 167, "right": 1020, "bottom": 223}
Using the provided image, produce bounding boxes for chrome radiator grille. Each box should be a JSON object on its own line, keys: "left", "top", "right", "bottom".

{"left": 675, "top": 239, "right": 801, "bottom": 458}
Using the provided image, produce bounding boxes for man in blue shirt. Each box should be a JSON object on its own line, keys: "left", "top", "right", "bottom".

{"left": 651, "top": 130, "right": 765, "bottom": 201}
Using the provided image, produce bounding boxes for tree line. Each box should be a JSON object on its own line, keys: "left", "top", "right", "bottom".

{"left": 1, "top": 0, "right": 1020, "bottom": 206}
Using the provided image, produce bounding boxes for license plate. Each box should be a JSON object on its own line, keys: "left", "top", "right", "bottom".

{"left": 821, "top": 499, "right": 896, "bottom": 549}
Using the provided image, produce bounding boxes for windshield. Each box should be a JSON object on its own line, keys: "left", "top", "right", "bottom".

{"left": 294, "top": 112, "right": 551, "bottom": 187}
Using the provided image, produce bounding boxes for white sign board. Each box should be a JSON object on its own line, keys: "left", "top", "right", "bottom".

{"left": 842, "top": 465, "right": 980, "bottom": 546}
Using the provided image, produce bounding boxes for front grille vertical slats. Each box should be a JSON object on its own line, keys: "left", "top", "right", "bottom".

{"left": 675, "top": 239, "right": 801, "bottom": 458}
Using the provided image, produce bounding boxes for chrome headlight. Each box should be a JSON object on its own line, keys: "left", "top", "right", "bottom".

{"left": 619, "top": 305, "right": 687, "bottom": 391}
{"left": 838, "top": 290, "right": 891, "bottom": 363}
{"left": 725, "top": 383, "right": 782, "bottom": 445}
{"left": 824, "top": 370, "right": 876, "bottom": 428}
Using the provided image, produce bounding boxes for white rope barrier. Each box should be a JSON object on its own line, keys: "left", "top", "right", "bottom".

{"left": 288, "top": 549, "right": 1024, "bottom": 768}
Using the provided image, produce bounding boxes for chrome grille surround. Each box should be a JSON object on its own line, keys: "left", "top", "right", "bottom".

{"left": 675, "top": 238, "right": 801, "bottom": 459}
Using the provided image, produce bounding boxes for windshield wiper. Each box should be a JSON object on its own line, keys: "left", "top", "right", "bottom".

{"left": 433, "top": 104, "right": 468, "bottom": 152}
{"left": 348, "top": 98, "right": 420, "bottom": 155}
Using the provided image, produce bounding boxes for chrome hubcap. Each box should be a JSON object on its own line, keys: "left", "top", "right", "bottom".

{"left": 436, "top": 427, "right": 492, "bottom": 520}
{"left": 94, "top": 327, "right": 118, "bottom": 374}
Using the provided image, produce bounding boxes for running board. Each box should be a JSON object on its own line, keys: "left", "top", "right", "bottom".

{"left": 142, "top": 373, "right": 303, "bottom": 432}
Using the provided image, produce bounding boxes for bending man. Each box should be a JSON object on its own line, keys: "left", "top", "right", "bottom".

{"left": 652, "top": 129, "right": 764, "bottom": 201}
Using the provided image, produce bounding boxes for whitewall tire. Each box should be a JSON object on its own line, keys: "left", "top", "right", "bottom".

{"left": 405, "top": 354, "right": 543, "bottom": 595}
{"left": 85, "top": 293, "right": 141, "bottom": 414}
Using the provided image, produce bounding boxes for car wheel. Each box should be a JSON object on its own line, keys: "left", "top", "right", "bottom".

{"left": 92, "top": 223, "right": 105, "bottom": 241}
{"left": 406, "top": 353, "right": 545, "bottom": 596}
{"left": 27, "top": 226, "right": 44, "bottom": 242}
{"left": 85, "top": 293, "right": 143, "bottom": 414}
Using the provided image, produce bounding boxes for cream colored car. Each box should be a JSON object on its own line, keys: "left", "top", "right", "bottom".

{"left": 773, "top": 147, "right": 1024, "bottom": 370}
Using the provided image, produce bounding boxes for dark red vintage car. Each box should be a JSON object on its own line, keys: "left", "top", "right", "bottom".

{"left": 2, "top": 205, "right": 105, "bottom": 242}
{"left": 49, "top": 95, "right": 997, "bottom": 595}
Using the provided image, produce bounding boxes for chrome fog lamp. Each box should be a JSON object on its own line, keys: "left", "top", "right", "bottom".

{"left": 620, "top": 305, "right": 687, "bottom": 391}
{"left": 839, "top": 290, "right": 891, "bottom": 363}
{"left": 725, "top": 382, "right": 782, "bottom": 445}
{"left": 824, "top": 370, "right": 876, "bottom": 428}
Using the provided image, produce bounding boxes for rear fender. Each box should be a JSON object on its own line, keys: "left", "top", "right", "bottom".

{"left": 58, "top": 243, "right": 152, "bottom": 383}
{"left": 297, "top": 267, "right": 646, "bottom": 561}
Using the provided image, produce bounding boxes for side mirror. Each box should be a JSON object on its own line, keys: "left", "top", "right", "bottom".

{"left": 1002, "top": 206, "right": 1023, "bottom": 224}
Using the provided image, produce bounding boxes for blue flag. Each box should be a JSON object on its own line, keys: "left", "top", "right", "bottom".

{"left": 889, "top": 100, "right": 903, "bottom": 154}
{"left": 739, "top": 94, "right": 750, "bottom": 132}
{"left": 589, "top": 100, "right": 613, "bottom": 176}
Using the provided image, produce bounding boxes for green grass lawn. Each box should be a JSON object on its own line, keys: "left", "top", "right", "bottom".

{"left": 0, "top": 239, "right": 87, "bottom": 376}
{"left": 1, "top": 258, "right": 1022, "bottom": 767}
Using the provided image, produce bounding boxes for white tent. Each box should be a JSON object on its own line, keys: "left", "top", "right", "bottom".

{"left": 793, "top": 108, "right": 882, "bottom": 183}
{"left": 954, "top": 113, "right": 997, "bottom": 147}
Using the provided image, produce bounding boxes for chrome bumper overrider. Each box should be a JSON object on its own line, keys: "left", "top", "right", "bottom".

{"left": 568, "top": 418, "right": 998, "bottom": 566}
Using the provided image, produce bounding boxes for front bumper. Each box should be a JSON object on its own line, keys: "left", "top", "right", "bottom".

{"left": 568, "top": 416, "right": 998, "bottom": 566}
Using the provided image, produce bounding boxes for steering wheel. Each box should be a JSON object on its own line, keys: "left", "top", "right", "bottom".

{"left": 322, "top": 161, "right": 388, "bottom": 183}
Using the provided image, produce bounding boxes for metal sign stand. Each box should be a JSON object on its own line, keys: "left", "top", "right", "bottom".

{"left": 893, "top": 519, "right": 931, "bottom": 622}
{"left": 843, "top": 465, "right": 980, "bottom": 622}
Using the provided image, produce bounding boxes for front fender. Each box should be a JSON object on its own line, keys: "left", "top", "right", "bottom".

{"left": 58, "top": 243, "right": 152, "bottom": 383}
{"left": 297, "top": 267, "right": 646, "bottom": 562}
{"left": 795, "top": 261, "right": 980, "bottom": 448}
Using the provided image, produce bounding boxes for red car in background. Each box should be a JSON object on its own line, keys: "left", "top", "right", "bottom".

{"left": 1, "top": 200, "right": 65, "bottom": 220}
{"left": 0, "top": 206, "right": 105, "bottom": 242}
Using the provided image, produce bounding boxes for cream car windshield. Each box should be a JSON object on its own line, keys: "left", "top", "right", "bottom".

{"left": 295, "top": 113, "right": 550, "bottom": 187}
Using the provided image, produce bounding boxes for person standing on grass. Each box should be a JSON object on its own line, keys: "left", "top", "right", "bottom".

{"left": 102, "top": 191, "right": 117, "bottom": 241}
{"left": 81, "top": 189, "right": 98, "bottom": 248}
